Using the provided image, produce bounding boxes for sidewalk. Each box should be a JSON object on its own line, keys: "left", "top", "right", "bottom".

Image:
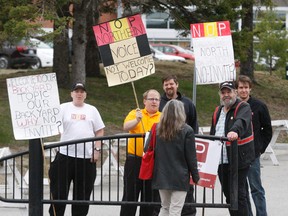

{"left": 1, "top": 143, "right": 287, "bottom": 216}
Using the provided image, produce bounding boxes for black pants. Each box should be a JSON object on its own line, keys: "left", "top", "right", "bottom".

{"left": 48, "top": 153, "right": 96, "bottom": 216}
{"left": 218, "top": 164, "right": 250, "bottom": 216}
{"left": 120, "top": 156, "right": 153, "bottom": 216}
{"left": 152, "top": 185, "right": 196, "bottom": 216}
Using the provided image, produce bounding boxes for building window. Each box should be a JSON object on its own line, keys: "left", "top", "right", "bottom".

{"left": 146, "top": 12, "right": 175, "bottom": 29}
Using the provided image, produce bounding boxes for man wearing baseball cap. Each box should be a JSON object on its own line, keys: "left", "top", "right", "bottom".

{"left": 210, "top": 80, "right": 255, "bottom": 215}
{"left": 72, "top": 82, "right": 86, "bottom": 91}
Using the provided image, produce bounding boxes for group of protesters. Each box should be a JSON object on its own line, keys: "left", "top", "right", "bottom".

{"left": 48, "top": 74, "right": 272, "bottom": 216}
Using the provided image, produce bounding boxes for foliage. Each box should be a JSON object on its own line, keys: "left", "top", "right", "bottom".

{"left": 254, "top": 9, "right": 288, "bottom": 75}
{"left": 0, "top": 1, "right": 40, "bottom": 44}
{"left": 0, "top": 0, "right": 73, "bottom": 45}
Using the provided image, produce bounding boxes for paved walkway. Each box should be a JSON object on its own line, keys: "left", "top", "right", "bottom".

{"left": 1, "top": 143, "right": 287, "bottom": 216}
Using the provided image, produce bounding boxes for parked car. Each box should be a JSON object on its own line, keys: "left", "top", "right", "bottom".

{"left": 0, "top": 40, "right": 38, "bottom": 69}
{"left": 29, "top": 38, "right": 53, "bottom": 69}
{"left": 150, "top": 46, "right": 186, "bottom": 63}
{"left": 150, "top": 43, "right": 195, "bottom": 61}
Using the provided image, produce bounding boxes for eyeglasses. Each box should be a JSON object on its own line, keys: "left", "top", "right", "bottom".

{"left": 146, "top": 98, "right": 160, "bottom": 102}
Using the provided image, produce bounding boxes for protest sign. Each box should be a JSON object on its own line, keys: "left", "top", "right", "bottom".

{"left": 191, "top": 138, "right": 222, "bottom": 188}
{"left": 191, "top": 21, "right": 236, "bottom": 85}
{"left": 6, "top": 73, "right": 62, "bottom": 140}
{"left": 93, "top": 14, "right": 155, "bottom": 87}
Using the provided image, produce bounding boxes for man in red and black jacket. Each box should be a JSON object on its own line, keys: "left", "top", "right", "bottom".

{"left": 210, "top": 81, "right": 255, "bottom": 216}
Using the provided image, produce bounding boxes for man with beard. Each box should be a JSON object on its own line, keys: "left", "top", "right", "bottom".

{"left": 160, "top": 75, "right": 198, "bottom": 134}
{"left": 210, "top": 81, "right": 255, "bottom": 216}
{"left": 152, "top": 75, "right": 198, "bottom": 216}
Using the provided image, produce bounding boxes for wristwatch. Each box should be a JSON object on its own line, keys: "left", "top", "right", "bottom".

{"left": 94, "top": 147, "right": 101, "bottom": 152}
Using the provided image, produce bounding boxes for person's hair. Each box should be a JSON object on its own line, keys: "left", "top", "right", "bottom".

{"left": 162, "top": 75, "right": 178, "bottom": 85}
{"left": 158, "top": 99, "right": 186, "bottom": 140}
{"left": 143, "top": 89, "right": 160, "bottom": 99}
{"left": 235, "top": 75, "right": 253, "bottom": 88}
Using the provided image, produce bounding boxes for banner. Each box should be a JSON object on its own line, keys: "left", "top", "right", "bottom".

{"left": 6, "top": 73, "right": 62, "bottom": 140}
{"left": 191, "top": 21, "right": 236, "bottom": 85}
{"left": 93, "top": 14, "right": 155, "bottom": 86}
{"left": 191, "top": 138, "right": 222, "bottom": 188}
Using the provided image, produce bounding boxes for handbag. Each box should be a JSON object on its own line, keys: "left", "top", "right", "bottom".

{"left": 139, "top": 123, "right": 157, "bottom": 180}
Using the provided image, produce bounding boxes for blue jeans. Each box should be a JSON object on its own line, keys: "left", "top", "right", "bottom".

{"left": 247, "top": 156, "right": 267, "bottom": 216}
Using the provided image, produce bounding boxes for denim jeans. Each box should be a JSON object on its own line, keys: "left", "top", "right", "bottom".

{"left": 247, "top": 156, "right": 267, "bottom": 216}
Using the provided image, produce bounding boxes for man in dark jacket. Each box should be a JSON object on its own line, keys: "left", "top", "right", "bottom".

{"left": 160, "top": 75, "right": 198, "bottom": 134}
{"left": 210, "top": 81, "right": 255, "bottom": 216}
{"left": 236, "top": 75, "right": 272, "bottom": 216}
{"left": 152, "top": 75, "right": 198, "bottom": 216}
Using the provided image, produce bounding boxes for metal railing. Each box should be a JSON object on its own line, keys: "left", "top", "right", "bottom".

{"left": 0, "top": 133, "right": 237, "bottom": 216}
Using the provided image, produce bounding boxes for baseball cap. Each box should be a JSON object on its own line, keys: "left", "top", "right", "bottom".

{"left": 219, "top": 81, "right": 235, "bottom": 90}
{"left": 72, "top": 83, "right": 86, "bottom": 91}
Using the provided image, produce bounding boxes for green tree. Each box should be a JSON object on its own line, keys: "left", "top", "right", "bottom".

{"left": 0, "top": 0, "right": 103, "bottom": 86}
{"left": 0, "top": 0, "right": 43, "bottom": 44}
{"left": 85, "top": 0, "right": 101, "bottom": 78}
{"left": 254, "top": 9, "right": 288, "bottom": 75}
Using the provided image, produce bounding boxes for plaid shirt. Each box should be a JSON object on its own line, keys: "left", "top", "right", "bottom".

{"left": 215, "top": 108, "right": 228, "bottom": 164}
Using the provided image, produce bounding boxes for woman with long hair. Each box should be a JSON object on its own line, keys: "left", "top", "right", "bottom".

{"left": 152, "top": 99, "right": 199, "bottom": 216}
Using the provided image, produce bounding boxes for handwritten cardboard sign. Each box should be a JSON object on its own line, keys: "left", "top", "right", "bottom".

{"left": 93, "top": 14, "right": 155, "bottom": 86}
{"left": 6, "top": 73, "right": 62, "bottom": 140}
{"left": 191, "top": 21, "right": 236, "bottom": 84}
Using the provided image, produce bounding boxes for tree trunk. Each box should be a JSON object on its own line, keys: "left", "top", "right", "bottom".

{"left": 53, "top": 4, "right": 71, "bottom": 88}
{"left": 71, "top": 0, "right": 90, "bottom": 84}
{"left": 240, "top": 0, "right": 254, "bottom": 81}
{"left": 86, "top": 0, "right": 101, "bottom": 77}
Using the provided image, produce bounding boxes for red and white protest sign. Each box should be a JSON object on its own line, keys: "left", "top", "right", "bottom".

{"left": 191, "top": 138, "right": 222, "bottom": 188}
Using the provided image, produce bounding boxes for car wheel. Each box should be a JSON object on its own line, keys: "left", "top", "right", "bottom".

{"left": 30, "top": 58, "right": 41, "bottom": 70}
{"left": 0, "top": 56, "right": 9, "bottom": 69}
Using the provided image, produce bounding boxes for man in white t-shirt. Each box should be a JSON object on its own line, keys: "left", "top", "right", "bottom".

{"left": 49, "top": 83, "right": 105, "bottom": 216}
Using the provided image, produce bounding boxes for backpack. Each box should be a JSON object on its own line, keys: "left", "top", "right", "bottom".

{"left": 212, "top": 101, "right": 245, "bottom": 127}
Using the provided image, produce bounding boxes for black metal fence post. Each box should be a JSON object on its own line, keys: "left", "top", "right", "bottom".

{"left": 230, "top": 140, "right": 238, "bottom": 210}
{"left": 29, "top": 138, "right": 43, "bottom": 216}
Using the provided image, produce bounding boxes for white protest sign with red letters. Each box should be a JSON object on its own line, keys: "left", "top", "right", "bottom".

{"left": 191, "top": 138, "right": 222, "bottom": 188}
{"left": 191, "top": 21, "right": 236, "bottom": 85}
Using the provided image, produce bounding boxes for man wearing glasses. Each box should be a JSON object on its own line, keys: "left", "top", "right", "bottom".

{"left": 120, "top": 89, "right": 161, "bottom": 216}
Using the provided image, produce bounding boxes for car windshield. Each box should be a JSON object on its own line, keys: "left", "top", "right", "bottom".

{"left": 30, "top": 39, "right": 52, "bottom": 49}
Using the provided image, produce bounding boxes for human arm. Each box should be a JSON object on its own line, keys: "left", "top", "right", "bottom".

{"left": 91, "top": 128, "right": 104, "bottom": 163}
{"left": 184, "top": 126, "right": 200, "bottom": 184}
{"left": 229, "top": 102, "right": 252, "bottom": 138}
{"left": 259, "top": 104, "right": 273, "bottom": 153}
{"left": 186, "top": 98, "right": 199, "bottom": 134}
{"left": 123, "top": 108, "right": 142, "bottom": 131}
